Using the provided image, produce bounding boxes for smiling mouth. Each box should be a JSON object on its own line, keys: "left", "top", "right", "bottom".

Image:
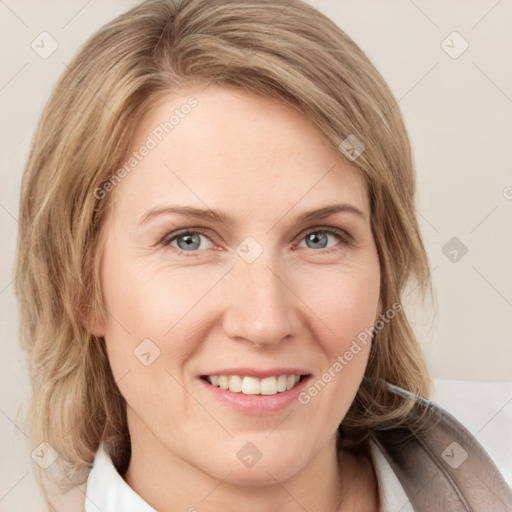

{"left": 200, "top": 374, "right": 309, "bottom": 396}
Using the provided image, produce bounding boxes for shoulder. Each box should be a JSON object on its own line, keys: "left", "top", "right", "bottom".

{"left": 370, "top": 381, "right": 512, "bottom": 511}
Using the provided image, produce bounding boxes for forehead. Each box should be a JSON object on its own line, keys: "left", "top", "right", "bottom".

{"left": 108, "top": 85, "right": 369, "bottom": 224}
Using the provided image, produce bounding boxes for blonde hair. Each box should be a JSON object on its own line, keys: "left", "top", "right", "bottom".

{"left": 15, "top": 0, "right": 433, "bottom": 504}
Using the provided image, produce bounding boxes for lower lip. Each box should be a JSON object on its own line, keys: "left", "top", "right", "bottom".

{"left": 198, "top": 376, "right": 311, "bottom": 415}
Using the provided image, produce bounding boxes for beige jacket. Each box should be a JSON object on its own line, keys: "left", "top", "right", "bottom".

{"left": 369, "top": 382, "right": 512, "bottom": 511}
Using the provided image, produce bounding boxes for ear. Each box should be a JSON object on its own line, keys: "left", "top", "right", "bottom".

{"left": 79, "top": 303, "right": 106, "bottom": 338}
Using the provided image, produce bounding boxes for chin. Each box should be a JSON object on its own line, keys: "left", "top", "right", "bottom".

{"left": 222, "top": 463, "right": 301, "bottom": 487}
{"left": 225, "top": 440, "right": 311, "bottom": 486}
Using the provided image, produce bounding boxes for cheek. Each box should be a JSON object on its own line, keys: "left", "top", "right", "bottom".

{"left": 98, "top": 248, "right": 229, "bottom": 404}
{"left": 294, "top": 259, "right": 380, "bottom": 426}
{"left": 102, "top": 250, "right": 228, "bottom": 337}
{"left": 295, "top": 256, "right": 381, "bottom": 347}
{"left": 98, "top": 262, "right": 201, "bottom": 429}
{"left": 294, "top": 255, "right": 380, "bottom": 401}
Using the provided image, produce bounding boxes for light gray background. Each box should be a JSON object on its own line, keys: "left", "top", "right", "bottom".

{"left": 1, "top": 1, "right": 511, "bottom": 510}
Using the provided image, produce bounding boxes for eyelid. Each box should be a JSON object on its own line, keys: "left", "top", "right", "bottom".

{"left": 298, "top": 225, "right": 353, "bottom": 246}
{"left": 161, "top": 227, "right": 214, "bottom": 248}
{"left": 161, "top": 225, "right": 353, "bottom": 254}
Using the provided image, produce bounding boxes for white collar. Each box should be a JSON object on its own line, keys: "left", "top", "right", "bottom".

{"left": 85, "top": 439, "right": 410, "bottom": 511}
{"left": 85, "top": 444, "right": 156, "bottom": 512}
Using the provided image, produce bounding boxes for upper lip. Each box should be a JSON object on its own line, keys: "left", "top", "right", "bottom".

{"left": 201, "top": 367, "right": 311, "bottom": 378}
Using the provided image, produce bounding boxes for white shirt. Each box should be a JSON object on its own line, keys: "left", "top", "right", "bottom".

{"left": 85, "top": 439, "right": 410, "bottom": 512}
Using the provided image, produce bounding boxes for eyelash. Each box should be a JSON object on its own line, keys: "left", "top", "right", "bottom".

{"left": 161, "top": 226, "right": 353, "bottom": 257}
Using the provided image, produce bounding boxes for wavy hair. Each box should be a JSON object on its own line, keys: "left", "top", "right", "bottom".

{"left": 15, "top": 0, "right": 433, "bottom": 504}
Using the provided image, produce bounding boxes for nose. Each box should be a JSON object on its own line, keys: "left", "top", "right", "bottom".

{"left": 221, "top": 256, "right": 298, "bottom": 348}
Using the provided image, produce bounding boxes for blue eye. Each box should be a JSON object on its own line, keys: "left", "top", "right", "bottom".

{"left": 162, "top": 227, "right": 351, "bottom": 256}
{"left": 165, "top": 229, "right": 213, "bottom": 252}
{"left": 298, "top": 228, "right": 351, "bottom": 251}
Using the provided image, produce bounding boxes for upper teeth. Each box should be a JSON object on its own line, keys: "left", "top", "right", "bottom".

{"left": 207, "top": 374, "right": 302, "bottom": 395}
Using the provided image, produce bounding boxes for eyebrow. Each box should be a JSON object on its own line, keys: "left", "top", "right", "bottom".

{"left": 138, "top": 203, "right": 368, "bottom": 226}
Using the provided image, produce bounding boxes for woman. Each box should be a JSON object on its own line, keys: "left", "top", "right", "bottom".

{"left": 15, "top": 0, "right": 511, "bottom": 510}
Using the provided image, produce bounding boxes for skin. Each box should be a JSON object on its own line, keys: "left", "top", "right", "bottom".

{"left": 91, "top": 84, "right": 382, "bottom": 511}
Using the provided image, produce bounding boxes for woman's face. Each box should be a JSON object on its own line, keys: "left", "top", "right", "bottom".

{"left": 93, "top": 84, "right": 381, "bottom": 485}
